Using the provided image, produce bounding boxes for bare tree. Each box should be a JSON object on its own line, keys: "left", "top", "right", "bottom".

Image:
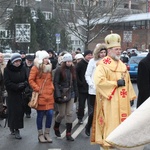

{"left": 52, "top": 0, "right": 130, "bottom": 49}
{"left": 0, "top": 0, "right": 13, "bottom": 25}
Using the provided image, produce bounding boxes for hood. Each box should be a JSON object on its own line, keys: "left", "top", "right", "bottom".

{"left": 93, "top": 43, "right": 107, "bottom": 60}
{"left": 34, "top": 58, "right": 52, "bottom": 73}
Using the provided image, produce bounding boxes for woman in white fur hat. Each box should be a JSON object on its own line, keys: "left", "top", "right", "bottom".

{"left": 29, "top": 50, "right": 54, "bottom": 143}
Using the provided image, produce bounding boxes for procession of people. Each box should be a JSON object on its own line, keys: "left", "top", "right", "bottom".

{"left": 0, "top": 32, "right": 149, "bottom": 150}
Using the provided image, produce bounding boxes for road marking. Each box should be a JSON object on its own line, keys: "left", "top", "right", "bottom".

{"left": 48, "top": 149, "right": 61, "bottom": 150}
{"left": 72, "top": 117, "right": 88, "bottom": 139}
{"left": 57, "top": 106, "right": 88, "bottom": 139}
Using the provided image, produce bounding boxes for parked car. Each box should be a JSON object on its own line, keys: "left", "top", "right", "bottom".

{"left": 126, "top": 54, "right": 147, "bottom": 80}
{"left": 126, "top": 48, "right": 140, "bottom": 55}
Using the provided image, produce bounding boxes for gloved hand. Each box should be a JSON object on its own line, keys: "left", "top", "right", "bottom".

{"left": 18, "top": 82, "right": 26, "bottom": 90}
{"left": 56, "top": 97, "right": 62, "bottom": 102}
{"left": 117, "top": 79, "right": 125, "bottom": 87}
{"left": 130, "top": 100, "right": 134, "bottom": 106}
{"left": 24, "top": 81, "right": 28, "bottom": 87}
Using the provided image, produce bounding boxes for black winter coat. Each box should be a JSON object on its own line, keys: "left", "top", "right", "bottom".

{"left": 137, "top": 53, "right": 150, "bottom": 107}
{"left": 24, "top": 62, "right": 33, "bottom": 98}
{"left": 54, "top": 66, "right": 78, "bottom": 101}
{"left": 4, "top": 60, "right": 27, "bottom": 129}
{"left": 76, "top": 59, "right": 88, "bottom": 93}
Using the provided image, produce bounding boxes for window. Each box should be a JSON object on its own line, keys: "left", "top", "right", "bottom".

{"left": 6, "top": 8, "right": 13, "bottom": 20}
{"left": 71, "top": 40, "right": 74, "bottom": 44}
{"left": 57, "top": 0, "right": 75, "bottom": 3}
{"left": 31, "top": 9, "right": 37, "bottom": 18}
{"left": 42, "top": 11, "right": 52, "bottom": 20}
{"left": 60, "top": 9, "right": 70, "bottom": 20}
{"left": 16, "top": 0, "right": 28, "bottom": 6}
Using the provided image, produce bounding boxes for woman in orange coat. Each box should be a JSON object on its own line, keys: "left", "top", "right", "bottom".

{"left": 29, "top": 50, "right": 54, "bottom": 143}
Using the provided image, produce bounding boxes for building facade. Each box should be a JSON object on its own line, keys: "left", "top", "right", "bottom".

{"left": 0, "top": 0, "right": 149, "bottom": 52}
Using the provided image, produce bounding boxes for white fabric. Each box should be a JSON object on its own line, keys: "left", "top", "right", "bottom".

{"left": 85, "top": 58, "right": 101, "bottom": 95}
{"left": 106, "top": 97, "right": 150, "bottom": 149}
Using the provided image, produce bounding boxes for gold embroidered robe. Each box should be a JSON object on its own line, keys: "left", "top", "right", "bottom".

{"left": 91, "top": 56, "right": 136, "bottom": 148}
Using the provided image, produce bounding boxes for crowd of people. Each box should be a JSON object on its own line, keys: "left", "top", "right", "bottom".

{"left": 0, "top": 32, "right": 147, "bottom": 149}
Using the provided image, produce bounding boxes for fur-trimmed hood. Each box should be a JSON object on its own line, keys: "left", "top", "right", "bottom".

{"left": 93, "top": 43, "right": 107, "bottom": 60}
{"left": 34, "top": 58, "right": 52, "bottom": 73}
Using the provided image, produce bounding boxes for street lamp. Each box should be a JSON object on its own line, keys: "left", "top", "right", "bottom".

{"left": 55, "top": 33, "right": 60, "bottom": 53}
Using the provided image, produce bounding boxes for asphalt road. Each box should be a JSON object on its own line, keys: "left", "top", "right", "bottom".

{"left": 0, "top": 83, "right": 150, "bottom": 150}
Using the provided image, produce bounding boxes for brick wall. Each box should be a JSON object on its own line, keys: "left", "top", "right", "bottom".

{"left": 88, "top": 27, "right": 149, "bottom": 51}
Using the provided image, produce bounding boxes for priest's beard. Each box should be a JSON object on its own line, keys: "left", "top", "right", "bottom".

{"left": 110, "top": 53, "right": 120, "bottom": 61}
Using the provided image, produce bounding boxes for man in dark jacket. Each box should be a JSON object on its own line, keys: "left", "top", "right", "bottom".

{"left": 24, "top": 55, "right": 34, "bottom": 118}
{"left": 137, "top": 52, "right": 150, "bottom": 107}
{"left": 76, "top": 50, "right": 93, "bottom": 124}
{"left": 47, "top": 49, "right": 58, "bottom": 70}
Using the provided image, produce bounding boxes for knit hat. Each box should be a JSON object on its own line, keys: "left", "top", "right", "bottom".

{"left": 47, "top": 49, "right": 54, "bottom": 54}
{"left": 10, "top": 53, "right": 22, "bottom": 63}
{"left": 63, "top": 53, "right": 73, "bottom": 62}
{"left": 75, "top": 54, "right": 84, "bottom": 60}
{"left": 25, "top": 55, "right": 34, "bottom": 61}
{"left": 20, "top": 50, "right": 26, "bottom": 55}
{"left": 38, "top": 50, "right": 49, "bottom": 64}
{"left": 83, "top": 50, "right": 92, "bottom": 57}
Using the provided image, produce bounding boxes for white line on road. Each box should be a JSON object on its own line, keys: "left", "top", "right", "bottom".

{"left": 48, "top": 149, "right": 61, "bottom": 150}
{"left": 57, "top": 106, "right": 88, "bottom": 139}
{"left": 72, "top": 117, "right": 88, "bottom": 139}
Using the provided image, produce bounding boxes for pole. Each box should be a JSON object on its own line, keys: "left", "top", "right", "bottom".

{"left": 57, "top": 43, "right": 59, "bottom": 54}
{"left": 28, "top": 46, "right": 29, "bottom": 54}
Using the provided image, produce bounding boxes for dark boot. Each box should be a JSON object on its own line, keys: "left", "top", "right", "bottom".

{"left": 14, "top": 129, "right": 22, "bottom": 139}
{"left": 85, "top": 115, "right": 93, "bottom": 136}
{"left": 53, "top": 121, "right": 61, "bottom": 137}
{"left": 66, "top": 123, "right": 74, "bottom": 141}
{"left": 10, "top": 128, "right": 15, "bottom": 135}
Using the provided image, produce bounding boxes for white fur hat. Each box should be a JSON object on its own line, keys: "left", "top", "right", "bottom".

{"left": 75, "top": 54, "right": 84, "bottom": 60}
{"left": 62, "top": 53, "right": 73, "bottom": 62}
{"left": 35, "top": 50, "right": 42, "bottom": 58}
{"left": 38, "top": 50, "right": 49, "bottom": 64}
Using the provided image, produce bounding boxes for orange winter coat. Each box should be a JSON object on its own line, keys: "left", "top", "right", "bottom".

{"left": 29, "top": 65, "right": 54, "bottom": 110}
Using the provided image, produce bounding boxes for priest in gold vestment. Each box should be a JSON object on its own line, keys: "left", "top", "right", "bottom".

{"left": 91, "top": 33, "right": 136, "bottom": 150}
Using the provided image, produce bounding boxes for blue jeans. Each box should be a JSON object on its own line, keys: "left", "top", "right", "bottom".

{"left": 36, "top": 109, "right": 53, "bottom": 130}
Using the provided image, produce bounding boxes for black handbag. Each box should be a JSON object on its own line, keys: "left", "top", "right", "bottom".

{"left": 60, "top": 87, "right": 71, "bottom": 103}
{"left": 55, "top": 75, "right": 72, "bottom": 104}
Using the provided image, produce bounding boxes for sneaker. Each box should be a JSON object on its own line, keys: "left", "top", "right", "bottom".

{"left": 78, "top": 119, "right": 83, "bottom": 125}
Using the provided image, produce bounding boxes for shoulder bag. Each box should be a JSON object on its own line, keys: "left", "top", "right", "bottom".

{"left": 28, "top": 75, "right": 48, "bottom": 109}
{"left": 56, "top": 75, "right": 72, "bottom": 104}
